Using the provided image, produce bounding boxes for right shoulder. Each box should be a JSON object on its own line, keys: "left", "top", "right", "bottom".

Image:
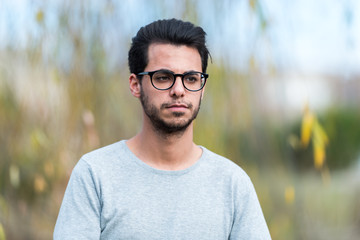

{"left": 78, "top": 140, "right": 127, "bottom": 169}
{"left": 69, "top": 140, "right": 131, "bottom": 184}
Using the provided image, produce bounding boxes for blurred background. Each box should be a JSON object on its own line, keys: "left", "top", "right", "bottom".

{"left": 1, "top": 0, "right": 360, "bottom": 239}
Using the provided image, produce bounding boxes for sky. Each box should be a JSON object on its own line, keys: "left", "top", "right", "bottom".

{"left": 203, "top": 0, "right": 360, "bottom": 74}
{"left": 264, "top": 0, "right": 360, "bottom": 74}
{"left": 1, "top": 0, "right": 360, "bottom": 75}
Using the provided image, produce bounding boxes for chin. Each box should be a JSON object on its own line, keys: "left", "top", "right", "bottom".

{"left": 154, "top": 118, "right": 193, "bottom": 135}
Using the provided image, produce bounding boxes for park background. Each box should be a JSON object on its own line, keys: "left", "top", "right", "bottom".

{"left": 1, "top": 0, "right": 360, "bottom": 239}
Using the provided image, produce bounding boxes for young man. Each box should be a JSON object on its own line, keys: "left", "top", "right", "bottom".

{"left": 54, "top": 19, "right": 271, "bottom": 239}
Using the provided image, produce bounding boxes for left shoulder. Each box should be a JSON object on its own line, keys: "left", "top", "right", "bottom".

{"left": 200, "top": 146, "right": 251, "bottom": 182}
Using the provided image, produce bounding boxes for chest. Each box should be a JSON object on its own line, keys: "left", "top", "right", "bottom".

{"left": 99, "top": 173, "right": 234, "bottom": 239}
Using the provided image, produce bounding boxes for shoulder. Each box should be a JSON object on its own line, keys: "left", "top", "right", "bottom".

{"left": 80, "top": 140, "right": 125, "bottom": 165}
{"left": 83, "top": 140, "right": 124, "bottom": 159}
{"left": 68, "top": 140, "right": 131, "bottom": 187}
{"left": 200, "top": 147, "right": 251, "bottom": 184}
{"left": 199, "top": 147, "right": 257, "bottom": 205}
{"left": 71, "top": 140, "right": 129, "bottom": 177}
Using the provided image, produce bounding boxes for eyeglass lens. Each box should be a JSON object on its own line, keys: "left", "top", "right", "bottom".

{"left": 152, "top": 71, "right": 204, "bottom": 91}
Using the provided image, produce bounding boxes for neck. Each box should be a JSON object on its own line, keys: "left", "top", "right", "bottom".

{"left": 126, "top": 119, "right": 202, "bottom": 171}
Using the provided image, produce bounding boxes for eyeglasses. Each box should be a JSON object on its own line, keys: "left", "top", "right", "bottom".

{"left": 137, "top": 69, "right": 208, "bottom": 92}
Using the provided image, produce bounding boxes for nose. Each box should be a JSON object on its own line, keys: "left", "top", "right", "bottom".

{"left": 169, "top": 76, "right": 185, "bottom": 97}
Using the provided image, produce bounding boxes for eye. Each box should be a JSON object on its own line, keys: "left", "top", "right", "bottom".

{"left": 153, "top": 71, "right": 173, "bottom": 82}
{"left": 184, "top": 73, "right": 200, "bottom": 83}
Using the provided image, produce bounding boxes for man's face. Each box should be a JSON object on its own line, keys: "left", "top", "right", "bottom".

{"left": 139, "top": 43, "right": 204, "bottom": 135}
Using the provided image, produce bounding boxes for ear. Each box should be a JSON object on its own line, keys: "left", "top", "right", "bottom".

{"left": 129, "top": 73, "right": 141, "bottom": 98}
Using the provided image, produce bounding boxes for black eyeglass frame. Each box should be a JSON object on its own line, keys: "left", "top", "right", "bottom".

{"left": 136, "top": 70, "right": 208, "bottom": 92}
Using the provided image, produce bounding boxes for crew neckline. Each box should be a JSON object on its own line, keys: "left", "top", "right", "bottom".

{"left": 121, "top": 140, "right": 206, "bottom": 176}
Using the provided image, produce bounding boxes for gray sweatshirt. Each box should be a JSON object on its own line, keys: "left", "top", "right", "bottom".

{"left": 54, "top": 140, "right": 271, "bottom": 239}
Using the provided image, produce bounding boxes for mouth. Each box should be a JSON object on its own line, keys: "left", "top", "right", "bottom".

{"left": 164, "top": 103, "right": 189, "bottom": 111}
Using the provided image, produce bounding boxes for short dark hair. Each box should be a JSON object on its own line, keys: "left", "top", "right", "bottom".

{"left": 128, "top": 19, "right": 210, "bottom": 75}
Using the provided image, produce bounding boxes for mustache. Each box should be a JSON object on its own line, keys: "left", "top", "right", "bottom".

{"left": 161, "top": 102, "right": 193, "bottom": 109}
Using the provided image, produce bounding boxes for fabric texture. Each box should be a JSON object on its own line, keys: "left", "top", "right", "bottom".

{"left": 54, "top": 140, "right": 271, "bottom": 239}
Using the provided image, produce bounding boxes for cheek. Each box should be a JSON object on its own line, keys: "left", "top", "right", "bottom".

{"left": 141, "top": 88, "right": 163, "bottom": 106}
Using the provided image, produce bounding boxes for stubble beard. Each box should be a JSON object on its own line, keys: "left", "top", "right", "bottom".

{"left": 140, "top": 88, "right": 201, "bottom": 137}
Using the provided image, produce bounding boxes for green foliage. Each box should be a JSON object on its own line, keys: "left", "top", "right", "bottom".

{"left": 321, "top": 107, "right": 360, "bottom": 168}
{"left": 0, "top": 0, "right": 359, "bottom": 239}
{"left": 289, "top": 107, "right": 360, "bottom": 170}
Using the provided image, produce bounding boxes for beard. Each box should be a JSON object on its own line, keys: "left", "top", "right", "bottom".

{"left": 140, "top": 88, "right": 202, "bottom": 136}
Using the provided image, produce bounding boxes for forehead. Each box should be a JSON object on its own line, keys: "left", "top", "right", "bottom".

{"left": 146, "top": 43, "right": 202, "bottom": 72}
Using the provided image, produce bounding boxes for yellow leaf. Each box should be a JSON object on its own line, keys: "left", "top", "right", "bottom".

{"left": 34, "top": 175, "right": 47, "bottom": 193}
{"left": 313, "top": 120, "right": 329, "bottom": 145}
{"left": 313, "top": 141, "right": 325, "bottom": 169}
{"left": 301, "top": 111, "right": 314, "bottom": 147}
{"left": 30, "top": 128, "right": 48, "bottom": 150}
{"left": 299, "top": 104, "right": 329, "bottom": 171}
{"left": 249, "top": 0, "right": 257, "bottom": 11}
{"left": 36, "top": 9, "right": 44, "bottom": 23}
{"left": 284, "top": 186, "right": 295, "bottom": 205}
{"left": 0, "top": 222, "right": 5, "bottom": 240}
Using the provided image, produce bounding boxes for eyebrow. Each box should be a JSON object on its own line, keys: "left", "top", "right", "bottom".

{"left": 151, "top": 68, "right": 201, "bottom": 74}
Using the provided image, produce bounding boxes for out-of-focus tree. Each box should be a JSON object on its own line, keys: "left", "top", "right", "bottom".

{"left": 1, "top": 0, "right": 360, "bottom": 239}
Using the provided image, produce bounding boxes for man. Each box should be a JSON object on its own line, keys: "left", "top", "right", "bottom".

{"left": 54, "top": 19, "right": 271, "bottom": 239}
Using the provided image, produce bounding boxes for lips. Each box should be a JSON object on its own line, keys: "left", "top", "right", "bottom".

{"left": 166, "top": 103, "right": 188, "bottom": 108}
{"left": 162, "top": 102, "right": 190, "bottom": 112}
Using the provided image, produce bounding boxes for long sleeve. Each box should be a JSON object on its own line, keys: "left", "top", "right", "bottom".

{"left": 54, "top": 159, "right": 102, "bottom": 240}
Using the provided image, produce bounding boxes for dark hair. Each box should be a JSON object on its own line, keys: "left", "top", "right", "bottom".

{"left": 128, "top": 18, "right": 210, "bottom": 75}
